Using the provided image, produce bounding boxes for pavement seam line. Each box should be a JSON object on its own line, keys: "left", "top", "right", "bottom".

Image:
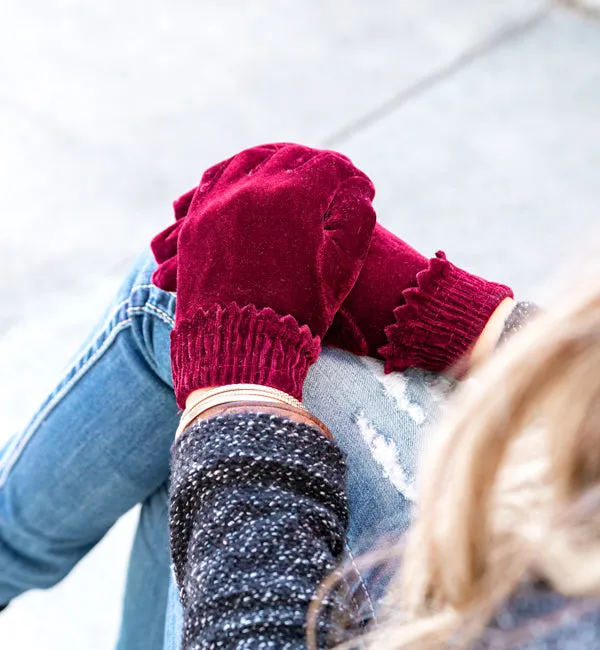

{"left": 556, "top": 0, "right": 600, "bottom": 22}
{"left": 321, "top": 4, "right": 552, "bottom": 148}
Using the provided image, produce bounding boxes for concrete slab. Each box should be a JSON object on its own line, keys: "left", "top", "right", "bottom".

{"left": 0, "top": 510, "right": 138, "bottom": 650}
{"left": 0, "top": 0, "right": 546, "bottom": 333}
{"left": 340, "top": 8, "right": 600, "bottom": 299}
{"left": 567, "top": 0, "right": 600, "bottom": 13}
{"left": 4, "top": 2, "right": 600, "bottom": 650}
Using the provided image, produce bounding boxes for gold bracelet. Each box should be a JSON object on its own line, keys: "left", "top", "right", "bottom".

{"left": 175, "top": 384, "right": 308, "bottom": 439}
{"left": 200, "top": 384, "right": 304, "bottom": 407}
{"left": 196, "top": 400, "right": 334, "bottom": 441}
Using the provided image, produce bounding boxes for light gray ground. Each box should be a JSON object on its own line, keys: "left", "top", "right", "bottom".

{"left": 1, "top": 1, "right": 599, "bottom": 648}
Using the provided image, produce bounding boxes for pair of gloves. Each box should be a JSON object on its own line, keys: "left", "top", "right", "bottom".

{"left": 151, "top": 143, "right": 512, "bottom": 408}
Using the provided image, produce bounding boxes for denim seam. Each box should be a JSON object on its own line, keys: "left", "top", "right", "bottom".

{"left": 0, "top": 319, "right": 133, "bottom": 490}
{"left": 145, "top": 304, "right": 175, "bottom": 326}
{"left": 0, "top": 279, "right": 175, "bottom": 490}
{"left": 60, "top": 297, "right": 132, "bottom": 373}
{"left": 345, "top": 542, "right": 378, "bottom": 625}
{"left": 130, "top": 284, "right": 158, "bottom": 291}
{"left": 127, "top": 304, "right": 175, "bottom": 328}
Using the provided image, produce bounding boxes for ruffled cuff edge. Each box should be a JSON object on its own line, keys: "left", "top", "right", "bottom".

{"left": 379, "top": 251, "right": 514, "bottom": 374}
{"left": 170, "top": 303, "right": 320, "bottom": 407}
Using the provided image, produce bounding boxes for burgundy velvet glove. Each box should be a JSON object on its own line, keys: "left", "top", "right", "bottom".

{"left": 151, "top": 143, "right": 376, "bottom": 407}
{"left": 327, "top": 223, "right": 514, "bottom": 373}
{"left": 155, "top": 195, "right": 513, "bottom": 377}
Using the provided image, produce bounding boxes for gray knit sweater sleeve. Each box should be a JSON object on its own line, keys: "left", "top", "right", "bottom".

{"left": 169, "top": 412, "right": 349, "bottom": 650}
{"left": 168, "top": 400, "right": 600, "bottom": 650}
{"left": 478, "top": 584, "right": 600, "bottom": 649}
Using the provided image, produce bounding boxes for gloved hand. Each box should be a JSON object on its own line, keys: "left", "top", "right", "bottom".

{"left": 155, "top": 188, "right": 513, "bottom": 378}
{"left": 151, "top": 143, "right": 376, "bottom": 407}
{"left": 326, "top": 224, "right": 513, "bottom": 373}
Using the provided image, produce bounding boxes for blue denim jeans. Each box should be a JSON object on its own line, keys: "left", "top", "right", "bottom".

{"left": 0, "top": 251, "right": 447, "bottom": 649}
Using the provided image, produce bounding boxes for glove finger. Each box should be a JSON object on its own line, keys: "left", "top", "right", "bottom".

{"left": 151, "top": 220, "right": 183, "bottom": 264}
{"left": 261, "top": 143, "right": 322, "bottom": 173}
{"left": 321, "top": 174, "right": 376, "bottom": 307}
{"left": 176, "top": 156, "right": 237, "bottom": 225}
{"left": 285, "top": 151, "right": 368, "bottom": 217}
{"left": 309, "top": 152, "right": 370, "bottom": 189}
{"left": 195, "top": 155, "right": 236, "bottom": 198}
{"left": 151, "top": 256, "right": 178, "bottom": 292}
{"left": 211, "top": 143, "right": 284, "bottom": 189}
{"left": 173, "top": 187, "right": 196, "bottom": 221}
{"left": 298, "top": 148, "right": 354, "bottom": 171}
{"left": 157, "top": 174, "right": 216, "bottom": 265}
{"left": 153, "top": 145, "right": 285, "bottom": 287}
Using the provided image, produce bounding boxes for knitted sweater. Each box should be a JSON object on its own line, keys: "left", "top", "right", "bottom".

{"left": 170, "top": 413, "right": 349, "bottom": 649}
{"left": 170, "top": 412, "right": 600, "bottom": 650}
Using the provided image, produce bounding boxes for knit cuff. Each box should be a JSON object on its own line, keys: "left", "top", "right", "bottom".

{"left": 170, "top": 303, "right": 321, "bottom": 407}
{"left": 379, "top": 251, "right": 514, "bottom": 374}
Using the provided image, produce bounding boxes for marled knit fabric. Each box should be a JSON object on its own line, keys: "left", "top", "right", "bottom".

{"left": 170, "top": 413, "right": 349, "bottom": 649}
{"left": 170, "top": 409, "right": 600, "bottom": 650}
{"left": 478, "top": 583, "right": 600, "bottom": 649}
{"left": 498, "top": 301, "right": 541, "bottom": 347}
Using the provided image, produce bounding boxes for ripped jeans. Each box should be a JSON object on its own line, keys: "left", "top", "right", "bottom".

{"left": 0, "top": 250, "right": 449, "bottom": 649}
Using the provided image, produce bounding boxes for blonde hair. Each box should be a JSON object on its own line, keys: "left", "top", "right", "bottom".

{"left": 311, "top": 275, "right": 600, "bottom": 649}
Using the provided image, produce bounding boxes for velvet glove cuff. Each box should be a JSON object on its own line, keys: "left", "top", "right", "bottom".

{"left": 326, "top": 223, "right": 514, "bottom": 372}
{"left": 151, "top": 144, "right": 376, "bottom": 407}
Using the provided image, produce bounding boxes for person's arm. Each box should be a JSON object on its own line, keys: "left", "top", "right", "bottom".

{"left": 155, "top": 144, "right": 377, "bottom": 647}
{"left": 170, "top": 408, "right": 348, "bottom": 649}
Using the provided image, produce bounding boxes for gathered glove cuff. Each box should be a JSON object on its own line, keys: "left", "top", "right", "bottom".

{"left": 379, "top": 251, "right": 514, "bottom": 374}
{"left": 170, "top": 303, "right": 321, "bottom": 407}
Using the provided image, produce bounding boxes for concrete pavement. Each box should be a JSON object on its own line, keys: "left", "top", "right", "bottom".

{"left": 1, "top": 1, "right": 599, "bottom": 648}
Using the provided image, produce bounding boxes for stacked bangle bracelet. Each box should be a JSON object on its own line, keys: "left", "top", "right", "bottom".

{"left": 175, "top": 384, "right": 333, "bottom": 440}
